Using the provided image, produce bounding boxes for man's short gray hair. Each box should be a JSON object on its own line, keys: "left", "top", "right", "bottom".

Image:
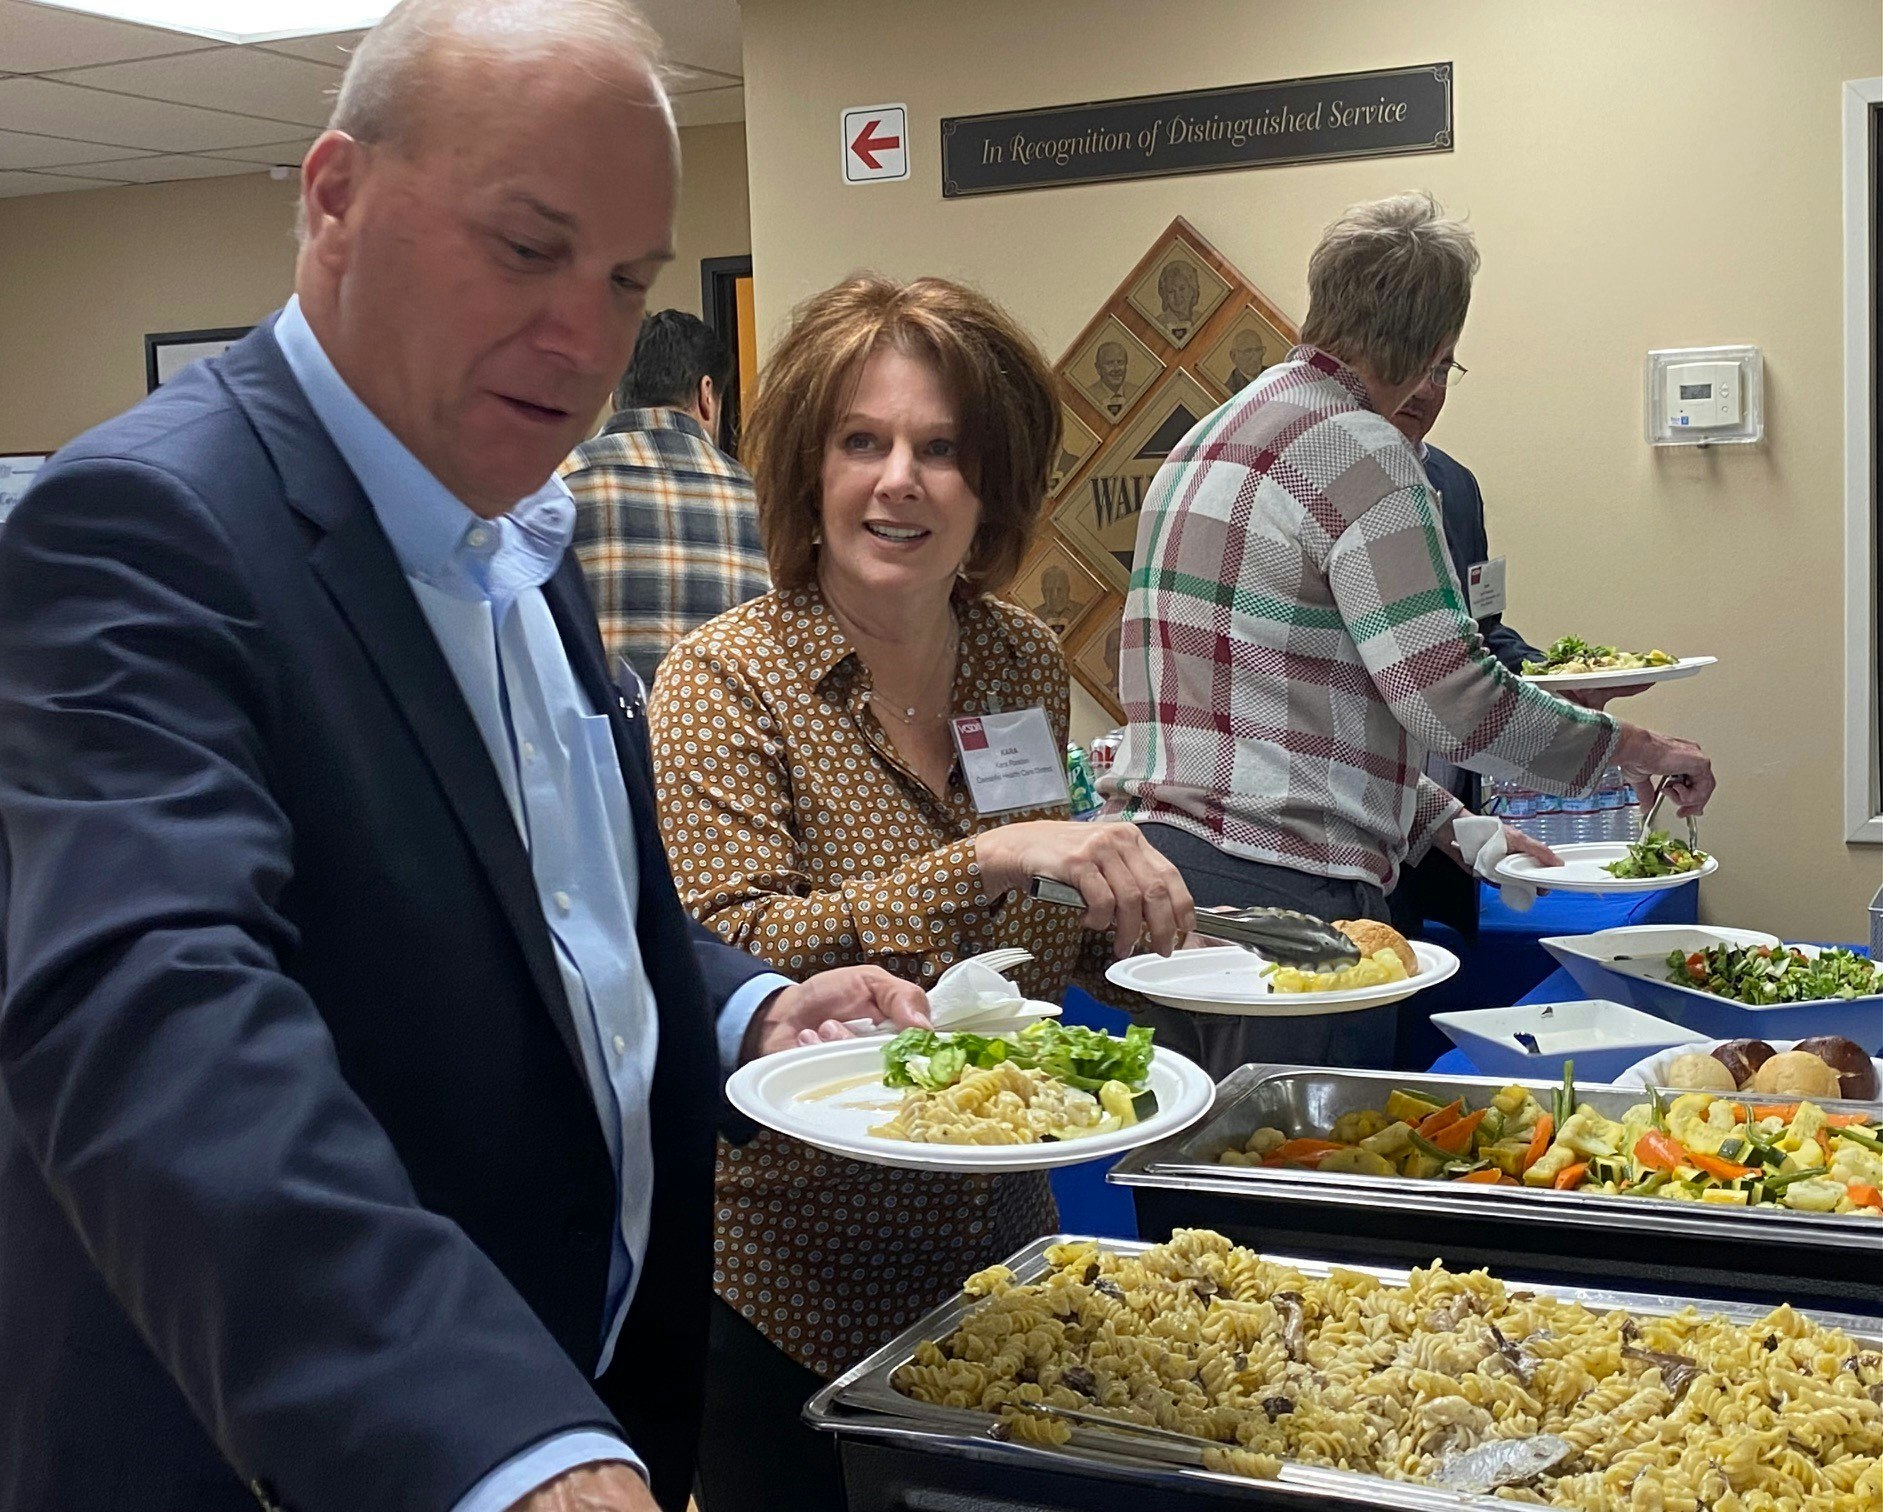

{"left": 1299, "top": 192, "right": 1480, "bottom": 386}
{"left": 329, "top": 0, "right": 666, "bottom": 150}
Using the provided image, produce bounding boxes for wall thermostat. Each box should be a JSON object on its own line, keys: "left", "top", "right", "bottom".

{"left": 1645, "top": 345, "right": 1763, "bottom": 446}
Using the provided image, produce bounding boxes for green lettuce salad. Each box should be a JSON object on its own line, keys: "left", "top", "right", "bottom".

{"left": 1605, "top": 832, "right": 1708, "bottom": 879}
{"left": 882, "top": 1021, "right": 1155, "bottom": 1095}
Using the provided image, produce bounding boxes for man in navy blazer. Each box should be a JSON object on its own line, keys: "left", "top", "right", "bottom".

{"left": 0, "top": 4, "right": 925, "bottom": 1510}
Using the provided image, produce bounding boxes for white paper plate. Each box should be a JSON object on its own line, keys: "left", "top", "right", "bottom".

{"left": 1620, "top": 1037, "right": 1883, "bottom": 1096}
{"left": 1103, "top": 942, "right": 1458, "bottom": 1017}
{"left": 724, "top": 1037, "right": 1216, "bottom": 1172}
{"left": 1496, "top": 841, "right": 1717, "bottom": 894}
{"left": 1521, "top": 655, "right": 1716, "bottom": 691}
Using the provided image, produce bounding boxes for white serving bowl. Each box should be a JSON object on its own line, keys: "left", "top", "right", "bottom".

{"left": 1540, "top": 925, "right": 1883, "bottom": 1048}
{"left": 1430, "top": 999, "right": 1706, "bottom": 1083}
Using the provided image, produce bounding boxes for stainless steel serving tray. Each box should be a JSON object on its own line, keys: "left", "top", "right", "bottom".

{"left": 1108, "top": 1063, "right": 1883, "bottom": 1253}
{"left": 806, "top": 1233, "right": 1883, "bottom": 1511}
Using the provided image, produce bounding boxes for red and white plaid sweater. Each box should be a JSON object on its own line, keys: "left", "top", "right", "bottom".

{"left": 1105, "top": 347, "right": 1618, "bottom": 890}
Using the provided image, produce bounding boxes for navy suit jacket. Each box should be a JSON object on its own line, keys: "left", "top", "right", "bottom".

{"left": 1391, "top": 444, "right": 1544, "bottom": 941}
{"left": 0, "top": 320, "right": 770, "bottom": 1512}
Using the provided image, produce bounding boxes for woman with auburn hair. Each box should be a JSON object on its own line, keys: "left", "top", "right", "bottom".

{"left": 649, "top": 274, "right": 1192, "bottom": 1507}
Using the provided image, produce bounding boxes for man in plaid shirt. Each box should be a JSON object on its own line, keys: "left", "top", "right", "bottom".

{"left": 561, "top": 310, "right": 770, "bottom": 687}
{"left": 1106, "top": 194, "right": 1713, "bottom": 1071}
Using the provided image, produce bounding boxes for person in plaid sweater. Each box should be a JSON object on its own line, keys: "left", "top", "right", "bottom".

{"left": 1106, "top": 193, "right": 1714, "bottom": 1074}
{"left": 561, "top": 310, "right": 771, "bottom": 688}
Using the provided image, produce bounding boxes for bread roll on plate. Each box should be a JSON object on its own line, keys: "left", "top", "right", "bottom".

{"left": 1334, "top": 919, "right": 1417, "bottom": 975}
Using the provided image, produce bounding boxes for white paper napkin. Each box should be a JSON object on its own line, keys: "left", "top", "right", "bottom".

{"left": 1453, "top": 813, "right": 1537, "bottom": 913}
{"left": 842, "top": 956, "right": 1061, "bottom": 1036}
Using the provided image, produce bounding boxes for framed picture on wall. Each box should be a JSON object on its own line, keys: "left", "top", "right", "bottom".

{"left": 145, "top": 326, "right": 252, "bottom": 393}
{"left": 1198, "top": 305, "right": 1295, "bottom": 398}
{"left": 0, "top": 452, "right": 50, "bottom": 527}
{"left": 1126, "top": 238, "right": 1231, "bottom": 349}
{"left": 1061, "top": 316, "right": 1162, "bottom": 428}
{"left": 1065, "top": 595, "right": 1126, "bottom": 723}
{"left": 1047, "top": 405, "right": 1101, "bottom": 499}
{"left": 1003, "top": 534, "right": 1106, "bottom": 644}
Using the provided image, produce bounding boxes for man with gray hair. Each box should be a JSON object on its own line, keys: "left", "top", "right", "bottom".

{"left": 1105, "top": 192, "right": 1715, "bottom": 1076}
{"left": 0, "top": 3, "right": 928, "bottom": 1511}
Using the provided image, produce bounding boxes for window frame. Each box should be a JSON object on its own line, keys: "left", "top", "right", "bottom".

{"left": 1842, "top": 77, "right": 1882, "bottom": 843}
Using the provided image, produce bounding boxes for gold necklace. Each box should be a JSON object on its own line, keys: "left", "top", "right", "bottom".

{"left": 840, "top": 609, "right": 959, "bottom": 726}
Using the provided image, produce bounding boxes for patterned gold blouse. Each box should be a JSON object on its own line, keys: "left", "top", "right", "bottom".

{"left": 650, "top": 585, "right": 1113, "bottom": 1377}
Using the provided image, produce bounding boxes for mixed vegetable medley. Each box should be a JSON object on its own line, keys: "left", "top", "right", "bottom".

{"left": 1218, "top": 1066, "right": 1883, "bottom": 1216}
{"left": 1667, "top": 943, "right": 1883, "bottom": 1004}
{"left": 1520, "top": 636, "right": 1678, "bottom": 677}
{"left": 1604, "top": 831, "right": 1708, "bottom": 879}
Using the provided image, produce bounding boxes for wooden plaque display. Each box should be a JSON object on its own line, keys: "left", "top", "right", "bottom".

{"left": 1041, "top": 217, "right": 1299, "bottom": 713}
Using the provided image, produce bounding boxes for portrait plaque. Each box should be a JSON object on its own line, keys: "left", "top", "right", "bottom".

{"left": 1198, "top": 304, "right": 1295, "bottom": 398}
{"left": 1066, "top": 596, "right": 1126, "bottom": 723}
{"left": 1126, "top": 241, "right": 1230, "bottom": 349}
{"left": 1004, "top": 536, "right": 1107, "bottom": 643}
{"left": 1047, "top": 404, "right": 1101, "bottom": 499}
{"left": 1060, "top": 316, "right": 1162, "bottom": 428}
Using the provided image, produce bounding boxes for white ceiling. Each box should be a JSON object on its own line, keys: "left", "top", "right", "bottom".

{"left": 0, "top": 0, "right": 744, "bottom": 199}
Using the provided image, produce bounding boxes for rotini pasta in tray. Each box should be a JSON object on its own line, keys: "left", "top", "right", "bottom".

{"left": 891, "top": 1229, "right": 1883, "bottom": 1508}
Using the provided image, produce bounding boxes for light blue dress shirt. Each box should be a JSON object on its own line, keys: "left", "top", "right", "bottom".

{"left": 273, "top": 298, "right": 787, "bottom": 1508}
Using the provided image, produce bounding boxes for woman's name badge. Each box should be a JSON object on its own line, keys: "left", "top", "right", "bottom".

{"left": 950, "top": 707, "right": 1069, "bottom": 815}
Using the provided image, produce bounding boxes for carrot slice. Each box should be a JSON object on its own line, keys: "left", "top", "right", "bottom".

{"left": 1454, "top": 1168, "right": 1504, "bottom": 1184}
{"left": 1553, "top": 1162, "right": 1589, "bottom": 1191}
{"left": 1260, "top": 1138, "right": 1345, "bottom": 1167}
{"left": 1521, "top": 1112, "right": 1554, "bottom": 1174}
{"left": 1415, "top": 1098, "right": 1466, "bottom": 1137}
{"left": 1428, "top": 1107, "right": 1489, "bottom": 1155}
{"left": 1688, "top": 1149, "right": 1758, "bottom": 1181}
{"left": 1825, "top": 1113, "right": 1875, "bottom": 1128}
{"left": 1850, "top": 1183, "right": 1883, "bottom": 1210}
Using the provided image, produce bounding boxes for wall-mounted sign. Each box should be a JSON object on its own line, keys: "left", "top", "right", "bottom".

{"left": 842, "top": 103, "right": 909, "bottom": 184}
{"left": 941, "top": 63, "right": 1450, "bottom": 198}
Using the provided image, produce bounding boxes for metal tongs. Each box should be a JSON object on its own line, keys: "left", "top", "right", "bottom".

{"left": 1028, "top": 877, "right": 1361, "bottom": 969}
{"left": 1639, "top": 778, "right": 1702, "bottom": 856}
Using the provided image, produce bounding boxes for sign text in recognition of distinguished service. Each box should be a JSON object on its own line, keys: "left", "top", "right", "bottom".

{"left": 941, "top": 63, "right": 1452, "bottom": 198}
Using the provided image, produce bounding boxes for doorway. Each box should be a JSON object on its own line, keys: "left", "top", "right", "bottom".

{"left": 700, "top": 254, "right": 756, "bottom": 457}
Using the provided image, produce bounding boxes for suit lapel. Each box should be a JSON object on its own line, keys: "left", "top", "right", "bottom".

{"left": 217, "top": 322, "right": 587, "bottom": 1077}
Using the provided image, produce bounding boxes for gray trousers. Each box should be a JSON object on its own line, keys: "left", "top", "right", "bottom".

{"left": 1131, "top": 823, "right": 1398, "bottom": 1081}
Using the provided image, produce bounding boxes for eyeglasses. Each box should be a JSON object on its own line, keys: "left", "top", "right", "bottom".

{"left": 1428, "top": 359, "right": 1468, "bottom": 389}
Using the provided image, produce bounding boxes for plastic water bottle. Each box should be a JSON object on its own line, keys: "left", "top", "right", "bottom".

{"left": 1485, "top": 767, "right": 1635, "bottom": 845}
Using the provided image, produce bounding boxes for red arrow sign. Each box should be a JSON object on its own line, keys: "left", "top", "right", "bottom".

{"left": 849, "top": 117, "right": 901, "bottom": 171}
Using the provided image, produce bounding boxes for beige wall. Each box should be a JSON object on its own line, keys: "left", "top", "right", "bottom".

{"left": 0, "top": 121, "right": 752, "bottom": 454}
{"left": 0, "top": 172, "right": 301, "bottom": 454}
{"left": 666, "top": 121, "right": 752, "bottom": 320}
{"left": 741, "top": 0, "right": 1883, "bottom": 941}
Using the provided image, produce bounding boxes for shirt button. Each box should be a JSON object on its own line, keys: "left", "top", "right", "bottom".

{"left": 553, "top": 890, "right": 572, "bottom": 914}
{"left": 613, "top": 1034, "right": 627, "bottom": 1056}
{"left": 521, "top": 740, "right": 537, "bottom": 762}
